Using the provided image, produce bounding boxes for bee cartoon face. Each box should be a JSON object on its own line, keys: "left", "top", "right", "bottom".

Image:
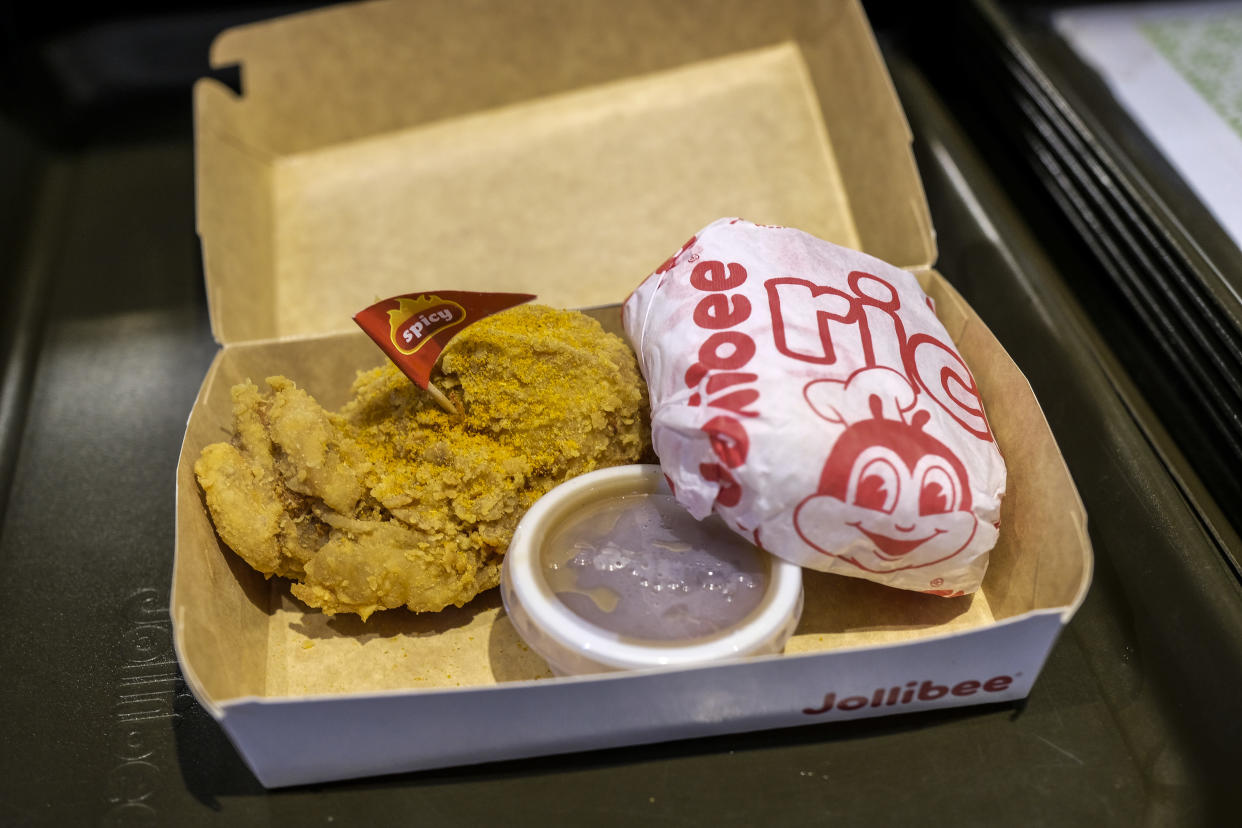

{"left": 794, "top": 409, "right": 977, "bottom": 573}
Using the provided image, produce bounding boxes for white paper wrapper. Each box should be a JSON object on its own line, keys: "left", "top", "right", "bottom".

{"left": 623, "top": 218, "right": 1007, "bottom": 596}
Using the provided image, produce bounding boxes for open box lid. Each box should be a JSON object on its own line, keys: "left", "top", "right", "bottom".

{"left": 176, "top": 7, "right": 1098, "bottom": 786}
{"left": 194, "top": 0, "right": 936, "bottom": 347}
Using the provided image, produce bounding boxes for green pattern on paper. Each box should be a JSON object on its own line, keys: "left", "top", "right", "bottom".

{"left": 1141, "top": 13, "right": 1242, "bottom": 139}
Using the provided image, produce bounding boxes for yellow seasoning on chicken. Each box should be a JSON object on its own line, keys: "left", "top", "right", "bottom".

{"left": 353, "top": 289, "right": 535, "bottom": 413}
{"left": 194, "top": 304, "right": 652, "bottom": 620}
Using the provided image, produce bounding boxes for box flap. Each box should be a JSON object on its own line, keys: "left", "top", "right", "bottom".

{"left": 195, "top": 0, "right": 936, "bottom": 344}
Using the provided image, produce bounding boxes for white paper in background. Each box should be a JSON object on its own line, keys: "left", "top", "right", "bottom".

{"left": 1053, "top": 3, "right": 1242, "bottom": 252}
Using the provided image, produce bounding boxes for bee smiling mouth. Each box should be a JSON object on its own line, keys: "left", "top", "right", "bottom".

{"left": 849, "top": 523, "right": 944, "bottom": 559}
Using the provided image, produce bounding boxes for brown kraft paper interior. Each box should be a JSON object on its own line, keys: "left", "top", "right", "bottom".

{"left": 176, "top": 290, "right": 1088, "bottom": 701}
{"left": 177, "top": 0, "right": 1090, "bottom": 705}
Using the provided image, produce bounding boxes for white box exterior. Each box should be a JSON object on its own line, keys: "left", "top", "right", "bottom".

{"left": 198, "top": 609, "right": 1067, "bottom": 788}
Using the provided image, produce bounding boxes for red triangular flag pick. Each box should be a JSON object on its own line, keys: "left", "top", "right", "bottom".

{"left": 354, "top": 290, "right": 536, "bottom": 409}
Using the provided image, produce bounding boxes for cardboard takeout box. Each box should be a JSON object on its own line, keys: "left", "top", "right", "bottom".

{"left": 174, "top": 0, "right": 1092, "bottom": 788}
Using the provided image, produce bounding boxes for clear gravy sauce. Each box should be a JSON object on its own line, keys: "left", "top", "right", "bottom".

{"left": 541, "top": 493, "right": 768, "bottom": 643}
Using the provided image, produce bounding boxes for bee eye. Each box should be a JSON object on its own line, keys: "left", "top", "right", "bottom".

{"left": 919, "top": 466, "right": 957, "bottom": 515}
{"left": 853, "top": 459, "right": 898, "bottom": 513}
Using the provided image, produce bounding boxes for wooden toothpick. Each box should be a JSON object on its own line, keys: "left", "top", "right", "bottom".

{"left": 426, "top": 380, "right": 459, "bottom": 415}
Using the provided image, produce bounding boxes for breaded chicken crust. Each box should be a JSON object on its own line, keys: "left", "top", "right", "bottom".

{"left": 195, "top": 305, "right": 651, "bottom": 619}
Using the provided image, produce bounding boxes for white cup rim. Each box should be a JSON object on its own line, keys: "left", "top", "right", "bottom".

{"left": 503, "top": 464, "right": 803, "bottom": 672}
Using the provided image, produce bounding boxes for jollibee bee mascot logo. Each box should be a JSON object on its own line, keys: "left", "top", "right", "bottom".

{"left": 794, "top": 366, "right": 978, "bottom": 574}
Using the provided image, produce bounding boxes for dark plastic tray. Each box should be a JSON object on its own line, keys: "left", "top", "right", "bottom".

{"left": 1, "top": 12, "right": 1239, "bottom": 826}
{"left": 910, "top": 0, "right": 1242, "bottom": 565}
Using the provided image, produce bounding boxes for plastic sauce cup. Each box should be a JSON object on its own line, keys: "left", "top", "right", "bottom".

{"left": 502, "top": 464, "right": 804, "bottom": 675}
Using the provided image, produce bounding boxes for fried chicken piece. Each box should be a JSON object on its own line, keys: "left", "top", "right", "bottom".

{"left": 292, "top": 516, "right": 502, "bottom": 622}
{"left": 194, "top": 381, "right": 333, "bottom": 580}
{"left": 195, "top": 305, "right": 651, "bottom": 619}
{"left": 265, "top": 376, "right": 366, "bottom": 515}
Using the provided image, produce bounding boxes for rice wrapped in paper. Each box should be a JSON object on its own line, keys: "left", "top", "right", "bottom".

{"left": 623, "top": 218, "right": 1006, "bottom": 596}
